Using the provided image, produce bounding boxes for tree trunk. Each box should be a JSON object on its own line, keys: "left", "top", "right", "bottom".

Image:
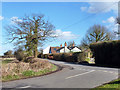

{"left": 34, "top": 45, "right": 38, "bottom": 58}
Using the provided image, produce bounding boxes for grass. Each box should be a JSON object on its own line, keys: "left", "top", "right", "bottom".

{"left": 2, "top": 63, "right": 58, "bottom": 82}
{"left": 21, "top": 64, "right": 57, "bottom": 77}
{"left": 2, "top": 75, "right": 20, "bottom": 81}
{"left": 85, "top": 57, "right": 90, "bottom": 62}
{"left": 91, "top": 78, "right": 120, "bottom": 90}
{"left": 2, "top": 59, "right": 13, "bottom": 64}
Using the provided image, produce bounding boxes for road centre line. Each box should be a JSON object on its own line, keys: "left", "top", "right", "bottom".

{"left": 65, "top": 70, "right": 95, "bottom": 79}
{"left": 19, "top": 85, "right": 31, "bottom": 88}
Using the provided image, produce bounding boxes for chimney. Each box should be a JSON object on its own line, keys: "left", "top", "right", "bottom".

{"left": 73, "top": 42, "right": 75, "bottom": 47}
{"left": 60, "top": 44, "right": 62, "bottom": 47}
{"left": 65, "top": 42, "right": 67, "bottom": 47}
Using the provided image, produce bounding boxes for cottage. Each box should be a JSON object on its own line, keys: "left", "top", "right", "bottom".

{"left": 43, "top": 42, "right": 81, "bottom": 54}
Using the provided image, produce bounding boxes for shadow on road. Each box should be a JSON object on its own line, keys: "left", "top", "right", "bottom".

{"left": 47, "top": 59, "right": 120, "bottom": 69}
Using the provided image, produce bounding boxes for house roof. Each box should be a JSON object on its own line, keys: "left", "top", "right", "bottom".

{"left": 56, "top": 47, "right": 64, "bottom": 51}
{"left": 50, "top": 47, "right": 60, "bottom": 53}
{"left": 56, "top": 46, "right": 81, "bottom": 51}
{"left": 68, "top": 46, "right": 80, "bottom": 50}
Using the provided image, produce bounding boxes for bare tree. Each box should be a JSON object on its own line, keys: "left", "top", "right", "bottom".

{"left": 67, "top": 41, "right": 75, "bottom": 48}
{"left": 6, "top": 14, "right": 56, "bottom": 58}
{"left": 4, "top": 50, "right": 13, "bottom": 56}
{"left": 81, "top": 24, "right": 114, "bottom": 49}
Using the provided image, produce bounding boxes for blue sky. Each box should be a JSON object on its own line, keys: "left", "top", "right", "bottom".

{"left": 0, "top": 2, "right": 118, "bottom": 55}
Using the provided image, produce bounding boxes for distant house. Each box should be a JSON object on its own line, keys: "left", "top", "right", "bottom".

{"left": 56, "top": 42, "right": 70, "bottom": 53}
{"left": 43, "top": 46, "right": 59, "bottom": 54}
{"left": 43, "top": 42, "right": 81, "bottom": 54}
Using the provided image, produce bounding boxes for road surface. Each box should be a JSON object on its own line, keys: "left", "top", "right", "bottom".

{"left": 2, "top": 59, "right": 119, "bottom": 88}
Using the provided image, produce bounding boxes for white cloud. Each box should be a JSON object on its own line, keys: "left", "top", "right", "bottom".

{"left": 102, "top": 17, "right": 116, "bottom": 23}
{"left": 11, "top": 16, "right": 22, "bottom": 24}
{"left": 80, "top": 7, "right": 87, "bottom": 11}
{"left": 81, "top": 2, "right": 118, "bottom": 14}
{"left": 102, "top": 16, "right": 118, "bottom": 39}
{"left": 0, "top": 16, "right": 4, "bottom": 20}
{"left": 54, "top": 29, "right": 79, "bottom": 40}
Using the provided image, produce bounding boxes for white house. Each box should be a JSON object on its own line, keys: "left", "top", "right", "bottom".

{"left": 43, "top": 46, "right": 50, "bottom": 54}
{"left": 43, "top": 42, "right": 81, "bottom": 54}
{"left": 56, "top": 42, "right": 70, "bottom": 53}
{"left": 70, "top": 47, "right": 81, "bottom": 52}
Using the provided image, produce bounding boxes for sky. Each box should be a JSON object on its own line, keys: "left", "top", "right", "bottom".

{"left": 0, "top": 1, "right": 118, "bottom": 55}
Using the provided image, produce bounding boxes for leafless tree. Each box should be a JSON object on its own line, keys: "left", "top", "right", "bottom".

{"left": 6, "top": 14, "right": 56, "bottom": 58}
{"left": 67, "top": 41, "right": 75, "bottom": 48}
{"left": 80, "top": 24, "right": 114, "bottom": 49}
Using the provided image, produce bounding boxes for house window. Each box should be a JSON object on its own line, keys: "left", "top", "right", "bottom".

{"left": 54, "top": 48, "right": 56, "bottom": 51}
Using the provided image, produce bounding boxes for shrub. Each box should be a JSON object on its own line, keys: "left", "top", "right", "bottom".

{"left": 53, "top": 53, "right": 64, "bottom": 61}
{"left": 29, "top": 59, "right": 52, "bottom": 72}
{"left": 23, "top": 56, "right": 34, "bottom": 63}
{"left": 14, "top": 48, "right": 26, "bottom": 61}
{"left": 41, "top": 54, "right": 44, "bottom": 58}
{"left": 51, "top": 52, "right": 86, "bottom": 63}
{"left": 48, "top": 54, "right": 53, "bottom": 59}
{"left": 4, "top": 50, "right": 13, "bottom": 56}
{"left": 90, "top": 40, "right": 120, "bottom": 67}
{"left": 74, "top": 52, "right": 86, "bottom": 62}
{"left": 43, "top": 54, "right": 48, "bottom": 59}
{"left": 37, "top": 53, "right": 42, "bottom": 58}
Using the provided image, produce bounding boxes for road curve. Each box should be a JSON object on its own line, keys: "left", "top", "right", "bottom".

{"left": 2, "top": 59, "right": 119, "bottom": 88}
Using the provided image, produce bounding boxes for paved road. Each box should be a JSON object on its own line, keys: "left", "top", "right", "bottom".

{"left": 2, "top": 59, "right": 119, "bottom": 88}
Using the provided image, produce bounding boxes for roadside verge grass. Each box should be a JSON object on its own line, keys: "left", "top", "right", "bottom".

{"left": 91, "top": 78, "right": 120, "bottom": 89}
{"left": 2, "top": 59, "right": 13, "bottom": 64}
{"left": 2, "top": 59, "right": 58, "bottom": 82}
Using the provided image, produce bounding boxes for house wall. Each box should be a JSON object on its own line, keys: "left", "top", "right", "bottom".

{"left": 60, "top": 48, "right": 64, "bottom": 53}
{"left": 65, "top": 47, "right": 70, "bottom": 53}
{"left": 43, "top": 46, "right": 50, "bottom": 54}
{"left": 71, "top": 47, "right": 81, "bottom": 52}
{"left": 60, "top": 47, "right": 70, "bottom": 53}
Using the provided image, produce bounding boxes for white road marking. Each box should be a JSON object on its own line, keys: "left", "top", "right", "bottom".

{"left": 103, "top": 71, "right": 108, "bottom": 72}
{"left": 19, "top": 85, "right": 31, "bottom": 88}
{"left": 65, "top": 70, "right": 95, "bottom": 79}
{"left": 98, "top": 70, "right": 102, "bottom": 71}
{"left": 109, "top": 71, "right": 114, "bottom": 73}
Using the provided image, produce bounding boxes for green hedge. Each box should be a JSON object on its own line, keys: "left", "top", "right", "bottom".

{"left": 90, "top": 40, "right": 120, "bottom": 67}
{"left": 38, "top": 52, "right": 86, "bottom": 63}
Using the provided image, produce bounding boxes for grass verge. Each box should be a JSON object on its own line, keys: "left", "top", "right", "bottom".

{"left": 91, "top": 78, "right": 120, "bottom": 90}
{"left": 2, "top": 59, "right": 13, "bottom": 64}
{"left": 2, "top": 63, "right": 58, "bottom": 82}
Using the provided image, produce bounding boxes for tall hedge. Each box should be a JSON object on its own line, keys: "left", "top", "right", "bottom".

{"left": 90, "top": 40, "right": 120, "bottom": 67}
{"left": 49, "top": 52, "right": 86, "bottom": 62}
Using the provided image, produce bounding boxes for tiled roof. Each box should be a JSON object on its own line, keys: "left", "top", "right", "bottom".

{"left": 50, "top": 47, "right": 60, "bottom": 53}
{"left": 68, "top": 46, "right": 80, "bottom": 50}
{"left": 56, "top": 46, "right": 80, "bottom": 51}
{"left": 56, "top": 47, "right": 64, "bottom": 51}
{"left": 50, "top": 46, "right": 81, "bottom": 53}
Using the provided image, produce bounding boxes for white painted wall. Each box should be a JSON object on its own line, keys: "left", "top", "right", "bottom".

{"left": 43, "top": 46, "right": 50, "bottom": 54}
{"left": 64, "top": 46, "right": 70, "bottom": 53}
{"left": 60, "top": 48, "right": 64, "bottom": 53}
{"left": 60, "top": 47, "right": 70, "bottom": 53}
{"left": 71, "top": 47, "right": 81, "bottom": 52}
